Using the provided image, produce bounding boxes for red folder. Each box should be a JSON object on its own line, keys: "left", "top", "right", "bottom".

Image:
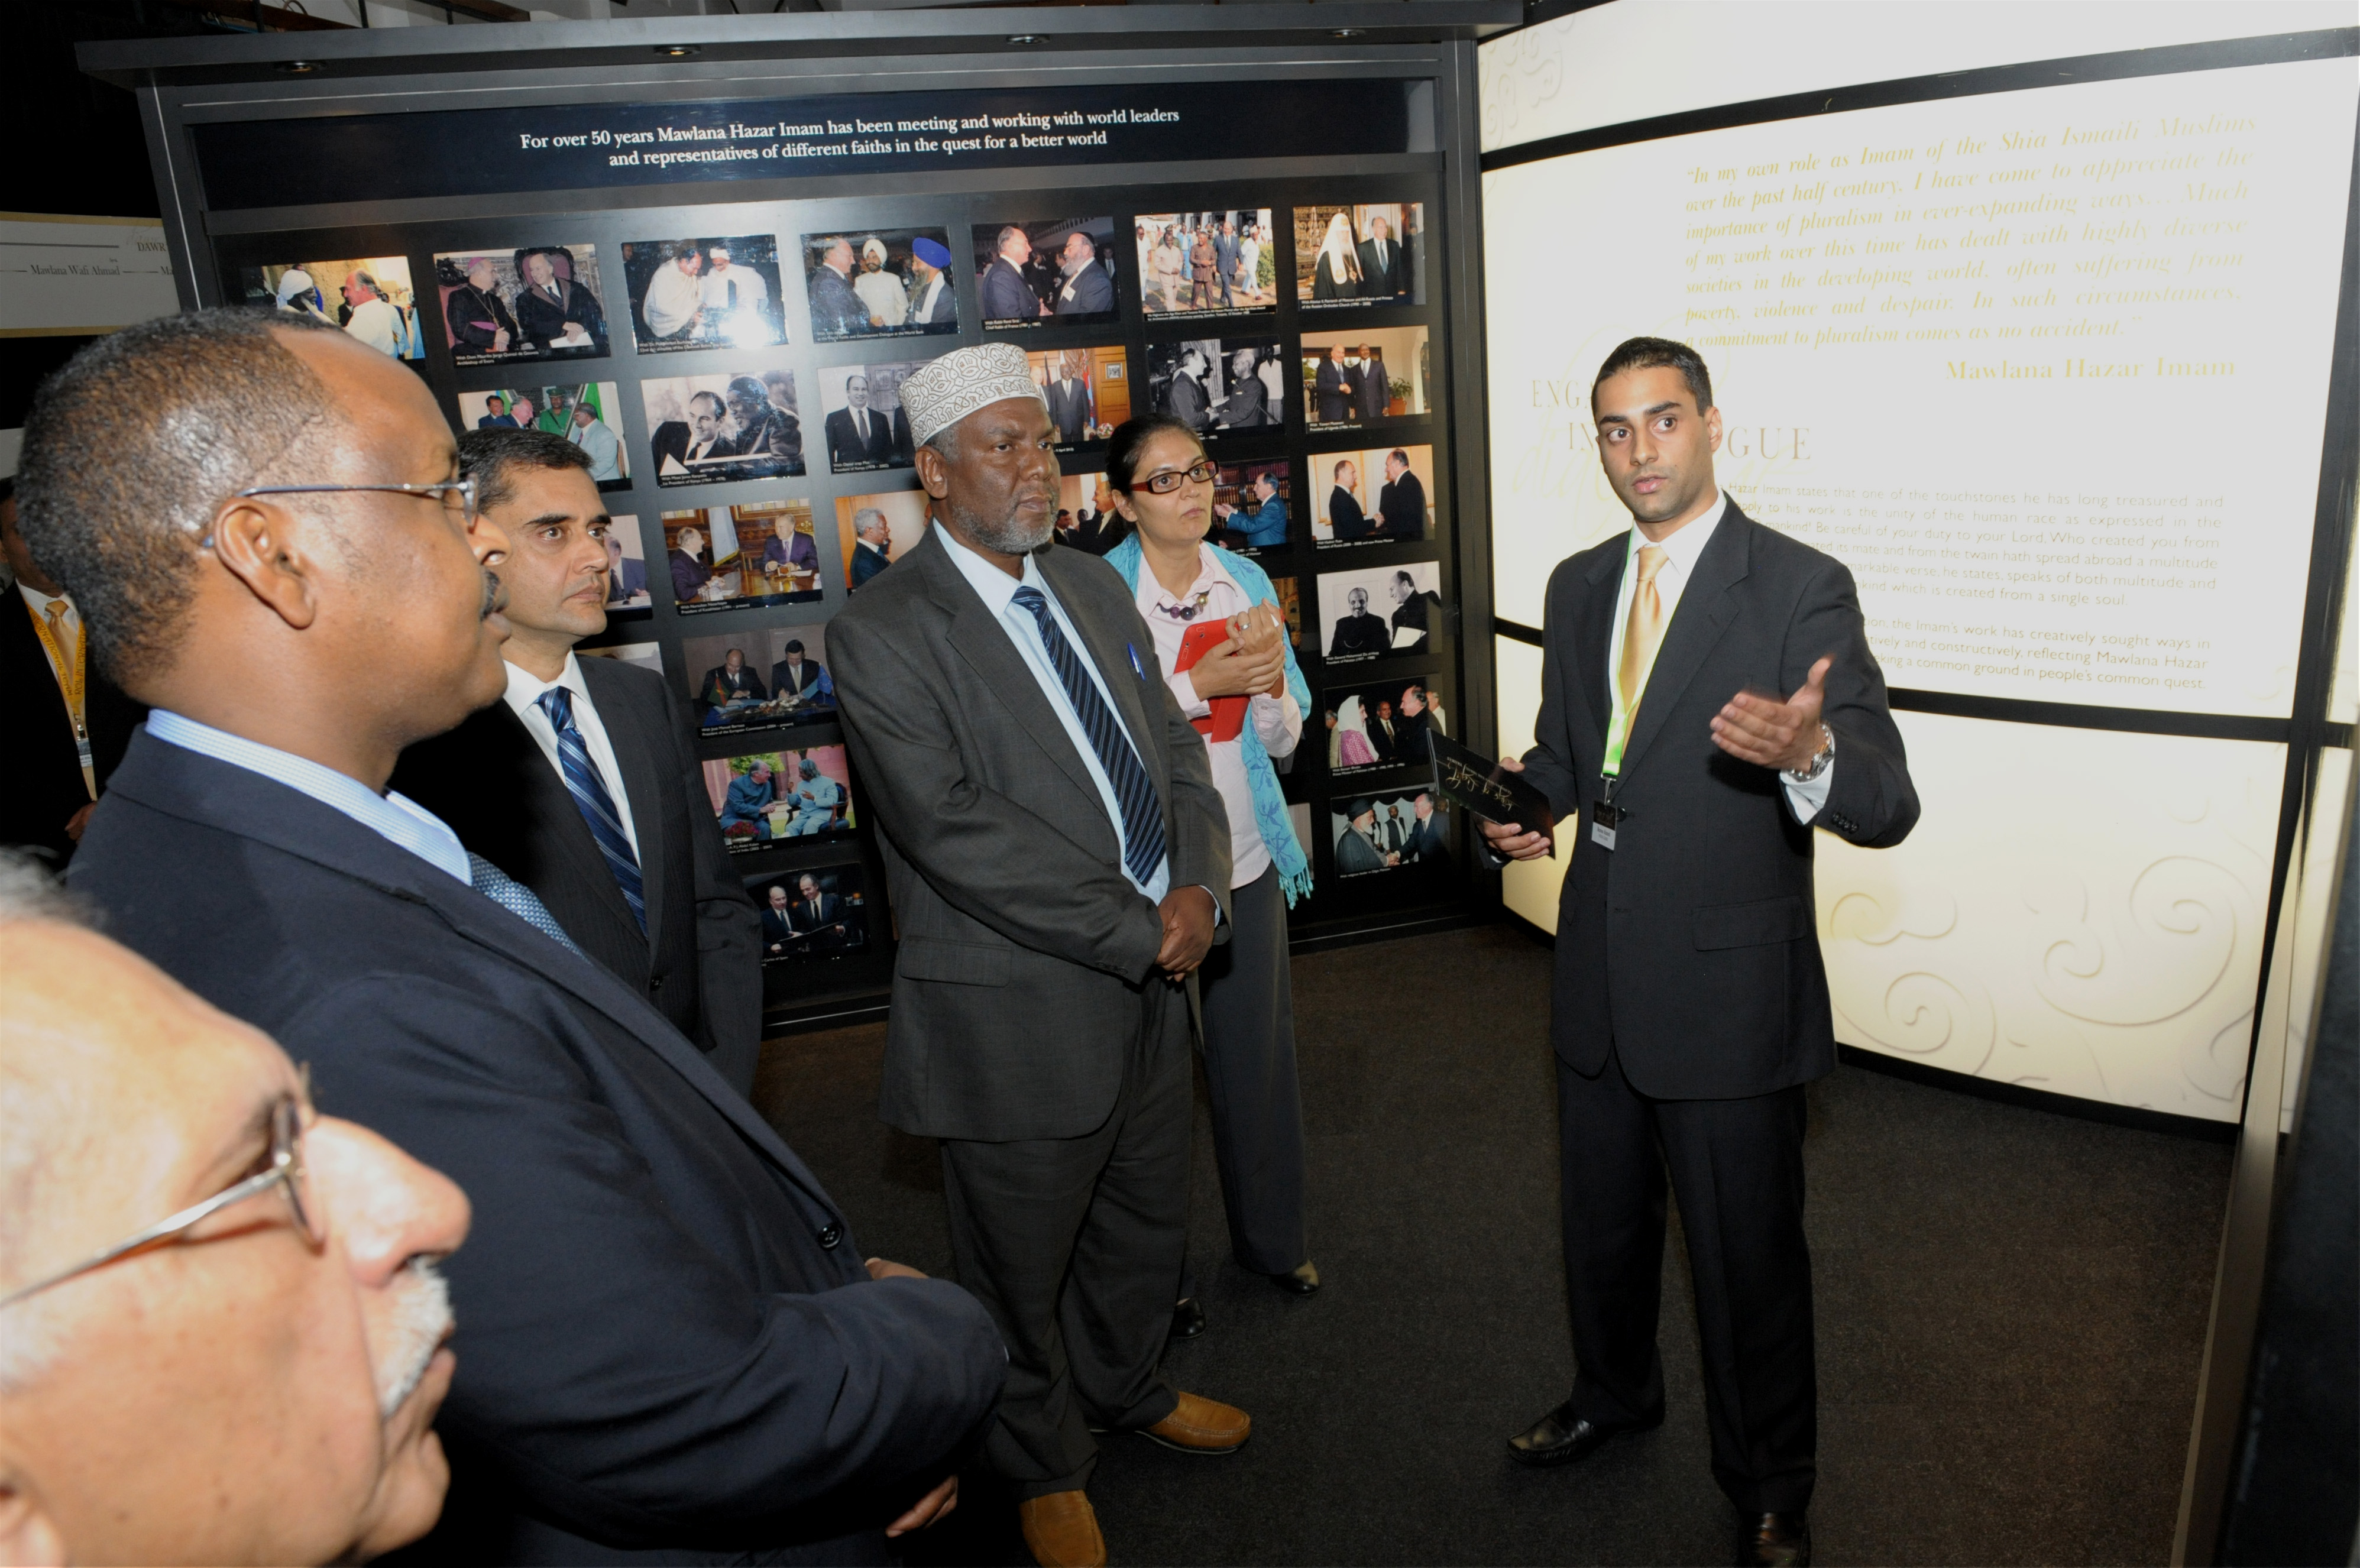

{"left": 1176, "top": 620, "right": 1249, "bottom": 742}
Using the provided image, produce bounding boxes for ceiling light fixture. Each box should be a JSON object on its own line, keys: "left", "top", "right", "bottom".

{"left": 655, "top": 44, "right": 700, "bottom": 57}
{"left": 1331, "top": 28, "right": 1365, "bottom": 38}
{"left": 1006, "top": 34, "right": 1047, "bottom": 45}
{"left": 276, "top": 59, "right": 321, "bottom": 73}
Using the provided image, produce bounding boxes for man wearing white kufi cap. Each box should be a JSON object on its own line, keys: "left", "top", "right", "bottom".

{"left": 853, "top": 235, "right": 909, "bottom": 329}
{"left": 831, "top": 342, "right": 1250, "bottom": 1568}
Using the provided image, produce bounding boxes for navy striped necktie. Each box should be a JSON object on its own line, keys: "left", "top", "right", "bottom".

{"left": 1009, "top": 584, "right": 1167, "bottom": 888}
{"left": 537, "top": 685, "right": 648, "bottom": 932}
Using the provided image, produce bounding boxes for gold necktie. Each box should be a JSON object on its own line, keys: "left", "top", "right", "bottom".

{"left": 1618, "top": 545, "right": 1670, "bottom": 713}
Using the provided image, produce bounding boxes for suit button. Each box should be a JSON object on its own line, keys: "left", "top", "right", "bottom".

{"left": 817, "top": 1222, "right": 843, "bottom": 1250}
{"left": 648, "top": 973, "right": 665, "bottom": 993}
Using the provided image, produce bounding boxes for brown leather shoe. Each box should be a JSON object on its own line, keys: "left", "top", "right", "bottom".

{"left": 1140, "top": 1390, "right": 1251, "bottom": 1454}
{"left": 1018, "top": 1489, "right": 1106, "bottom": 1568}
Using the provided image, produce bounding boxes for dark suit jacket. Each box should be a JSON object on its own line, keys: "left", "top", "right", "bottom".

{"left": 770, "top": 657, "right": 830, "bottom": 703}
{"left": 701, "top": 664, "right": 768, "bottom": 707}
{"left": 1356, "top": 237, "right": 1403, "bottom": 300}
{"left": 830, "top": 529, "right": 1233, "bottom": 1142}
{"left": 1315, "top": 359, "right": 1354, "bottom": 423}
{"left": 1166, "top": 371, "right": 1209, "bottom": 432}
{"left": 0, "top": 593, "right": 145, "bottom": 864}
{"left": 849, "top": 542, "right": 892, "bottom": 589}
{"left": 1057, "top": 263, "right": 1114, "bottom": 316}
{"left": 513, "top": 278, "right": 608, "bottom": 353}
{"left": 1517, "top": 503, "right": 1919, "bottom": 1100}
{"left": 1212, "top": 375, "right": 1268, "bottom": 429}
{"left": 808, "top": 264, "right": 872, "bottom": 339}
{"left": 1356, "top": 358, "right": 1391, "bottom": 420}
{"left": 825, "top": 406, "right": 897, "bottom": 469}
{"left": 1044, "top": 377, "right": 1095, "bottom": 443}
{"left": 1328, "top": 611, "right": 1390, "bottom": 657}
{"left": 652, "top": 420, "right": 704, "bottom": 474}
{"left": 390, "top": 659, "right": 766, "bottom": 1094}
{"left": 761, "top": 905, "right": 798, "bottom": 951}
{"left": 1329, "top": 485, "right": 1371, "bottom": 542}
{"left": 445, "top": 283, "right": 519, "bottom": 354}
{"left": 72, "top": 734, "right": 1003, "bottom": 1563}
{"left": 979, "top": 257, "right": 1038, "bottom": 322}
{"left": 792, "top": 892, "right": 847, "bottom": 938}
{"left": 1377, "top": 471, "right": 1428, "bottom": 540}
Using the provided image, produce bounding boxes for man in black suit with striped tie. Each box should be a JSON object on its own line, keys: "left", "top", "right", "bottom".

{"left": 390, "top": 429, "right": 767, "bottom": 1096}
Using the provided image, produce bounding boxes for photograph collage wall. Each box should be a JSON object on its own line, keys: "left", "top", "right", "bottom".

{"left": 217, "top": 177, "right": 1455, "bottom": 1013}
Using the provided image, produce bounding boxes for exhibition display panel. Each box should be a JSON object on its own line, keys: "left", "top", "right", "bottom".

{"left": 99, "top": 13, "right": 1513, "bottom": 1025}
{"left": 1480, "top": 2, "right": 2359, "bottom": 1122}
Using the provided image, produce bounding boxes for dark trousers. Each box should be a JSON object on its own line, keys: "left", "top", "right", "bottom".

{"left": 1186, "top": 866, "right": 1307, "bottom": 1283}
{"left": 939, "top": 982, "right": 1190, "bottom": 1499}
{"left": 1559, "top": 1048, "right": 1817, "bottom": 1515}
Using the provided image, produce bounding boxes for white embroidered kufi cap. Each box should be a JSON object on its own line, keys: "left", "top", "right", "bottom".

{"left": 899, "top": 343, "right": 1046, "bottom": 449}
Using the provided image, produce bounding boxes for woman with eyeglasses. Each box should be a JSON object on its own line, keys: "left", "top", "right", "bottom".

{"left": 1099, "top": 414, "right": 1320, "bottom": 1338}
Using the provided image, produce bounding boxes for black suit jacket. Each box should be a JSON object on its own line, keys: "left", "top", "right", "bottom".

{"left": 830, "top": 529, "right": 1232, "bottom": 1142}
{"left": 1356, "top": 238, "right": 1403, "bottom": 300}
{"left": 513, "top": 278, "right": 608, "bottom": 353}
{"left": 390, "top": 659, "right": 768, "bottom": 1096}
{"left": 1518, "top": 503, "right": 1918, "bottom": 1100}
{"left": 1355, "top": 358, "right": 1391, "bottom": 420}
{"left": 1315, "top": 359, "right": 1354, "bottom": 423}
{"left": 72, "top": 734, "right": 1003, "bottom": 1563}
{"left": 825, "top": 406, "right": 897, "bottom": 469}
{"left": 0, "top": 593, "right": 145, "bottom": 864}
{"left": 1377, "top": 472, "right": 1427, "bottom": 540}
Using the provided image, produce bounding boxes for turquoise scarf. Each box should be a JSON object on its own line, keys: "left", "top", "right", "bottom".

{"left": 1106, "top": 537, "right": 1315, "bottom": 907}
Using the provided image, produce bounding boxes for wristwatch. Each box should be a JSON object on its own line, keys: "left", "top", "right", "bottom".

{"left": 1783, "top": 723, "right": 1835, "bottom": 784}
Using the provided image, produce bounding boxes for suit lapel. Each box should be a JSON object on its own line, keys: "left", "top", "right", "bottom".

{"left": 1576, "top": 546, "right": 1624, "bottom": 744}
{"left": 1620, "top": 511, "right": 1752, "bottom": 777}
{"left": 109, "top": 738, "right": 831, "bottom": 1208}
{"left": 579, "top": 658, "right": 669, "bottom": 957}
{"left": 917, "top": 532, "right": 1112, "bottom": 813}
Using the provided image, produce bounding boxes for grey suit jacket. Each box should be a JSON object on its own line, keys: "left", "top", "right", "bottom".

{"left": 830, "top": 526, "right": 1233, "bottom": 1142}
{"left": 1519, "top": 502, "right": 1918, "bottom": 1100}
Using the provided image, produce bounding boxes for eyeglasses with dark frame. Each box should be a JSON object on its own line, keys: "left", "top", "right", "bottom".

{"left": 1134, "top": 459, "right": 1218, "bottom": 496}
{"left": 0, "top": 1091, "right": 318, "bottom": 1310}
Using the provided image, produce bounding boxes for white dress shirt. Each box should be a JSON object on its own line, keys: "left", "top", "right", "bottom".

{"left": 501, "top": 653, "right": 642, "bottom": 860}
{"left": 343, "top": 297, "right": 401, "bottom": 356}
{"left": 146, "top": 710, "right": 474, "bottom": 886}
{"left": 1606, "top": 488, "right": 1833, "bottom": 822}
{"left": 937, "top": 527, "right": 1170, "bottom": 903}
{"left": 854, "top": 268, "right": 909, "bottom": 328}
{"left": 643, "top": 263, "right": 702, "bottom": 338}
{"left": 700, "top": 263, "right": 769, "bottom": 313}
{"left": 1134, "top": 546, "right": 1303, "bottom": 889}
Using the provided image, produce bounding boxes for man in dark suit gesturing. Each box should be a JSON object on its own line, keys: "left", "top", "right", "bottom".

{"left": 389, "top": 428, "right": 768, "bottom": 1096}
{"left": 1482, "top": 338, "right": 1917, "bottom": 1568}
{"left": 25, "top": 309, "right": 1002, "bottom": 1564}
{"left": 832, "top": 344, "right": 1248, "bottom": 1568}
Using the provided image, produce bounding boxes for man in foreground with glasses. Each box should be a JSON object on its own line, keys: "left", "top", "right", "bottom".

{"left": 22, "top": 308, "right": 1005, "bottom": 1562}
{"left": 0, "top": 851, "right": 471, "bottom": 1564}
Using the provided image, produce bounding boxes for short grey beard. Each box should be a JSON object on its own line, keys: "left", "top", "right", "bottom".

{"left": 947, "top": 497, "right": 1054, "bottom": 557}
{"left": 374, "top": 1256, "right": 454, "bottom": 1418}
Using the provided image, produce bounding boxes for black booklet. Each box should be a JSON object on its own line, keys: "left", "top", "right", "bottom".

{"left": 1429, "top": 731, "right": 1556, "bottom": 856}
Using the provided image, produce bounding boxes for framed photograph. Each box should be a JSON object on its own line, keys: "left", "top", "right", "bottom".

{"left": 703, "top": 746, "right": 856, "bottom": 847}
{"left": 640, "top": 370, "right": 804, "bottom": 486}
{"left": 661, "top": 500, "right": 821, "bottom": 614}
{"left": 1209, "top": 457, "right": 1291, "bottom": 555}
{"left": 1053, "top": 472, "right": 1125, "bottom": 558}
{"left": 1302, "top": 326, "right": 1433, "bottom": 431}
{"left": 1142, "top": 338, "right": 1284, "bottom": 436}
{"left": 1134, "top": 209, "right": 1276, "bottom": 316}
{"left": 801, "top": 229, "right": 959, "bottom": 342}
{"left": 1025, "top": 344, "right": 1129, "bottom": 449}
{"left": 974, "top": 216, "right": 1119, "bottom": 329}
{"left": 1296, "top": 202, "right": 1425, "bottom": 307}
{"left": 1270, "top": 575, "right": 1306, "bottom": 650}
{"left": 1328, "top": 789, "right": 1451, "bottom": 877}
{"left": 600, "top": 514, "right": 652, "bottom": 617}
{"left": 1322, "top": 675, "right": 1441, "bottom": 775}
{"left": 681, "top": 625, "right": 834, "bottom": 734}
{"left": 241, "top": 256, "right": 423, "bottom": 362}
{"left": 815, "top": 360, "right": 928, "bottom": 474}
{"left": 578, "top": 641, "right": 663, "bottom": 676}
{"left": 454, "top": 383, "right": 630, "bottom": 490}
{"left": 746, "top": 863, "right": 871, "bottom": 963}
{"left": 1309, "top": 445, "right": 1435, "bottom": 547}
{"left": 1317, "top": 561, "right": 1443, "bottom": 662}
{"left": 836, "top": 489, "right": 933, "bottom": 592}
{"left": 432, "top": 244, "right": 610, "bottom": 364}
{"left": 620, "top": 234, "right": 785, "bottom": 353}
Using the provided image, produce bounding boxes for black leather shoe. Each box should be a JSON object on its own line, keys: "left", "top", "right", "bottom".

{"left": 1504, "top": 1400, "right": 1659, "bottom": 1467}
{"left": 1169, "top": 1297, "right": 1206, "bottom": 1340}
{"left": 1743, "top": 1512, "right": 1809, "bottom": 1567}
{"left": 1270, "top": 1262, "right": 1320, "bottom": 1296}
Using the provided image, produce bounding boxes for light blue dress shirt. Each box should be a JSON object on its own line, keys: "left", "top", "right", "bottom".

{"left": 145, "top": 710, "right": 476, "bottom": 887}
{"left": 936, "top": 527, "right": 1171, "bottom": 903}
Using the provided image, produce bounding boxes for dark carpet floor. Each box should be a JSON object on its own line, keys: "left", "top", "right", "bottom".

{"left": 750, "top": 924, "right": 2232, "bottom": 1566}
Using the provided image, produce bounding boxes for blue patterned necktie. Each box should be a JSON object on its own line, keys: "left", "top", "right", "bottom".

{"left": 467, "top": 851, "right": 587, "bottom": 958}
{"left": 1008, "top": 585, "right": 1167, "bottom": 887}
{"left": 536, "top": 685, "right": 648, "bottom": 932}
